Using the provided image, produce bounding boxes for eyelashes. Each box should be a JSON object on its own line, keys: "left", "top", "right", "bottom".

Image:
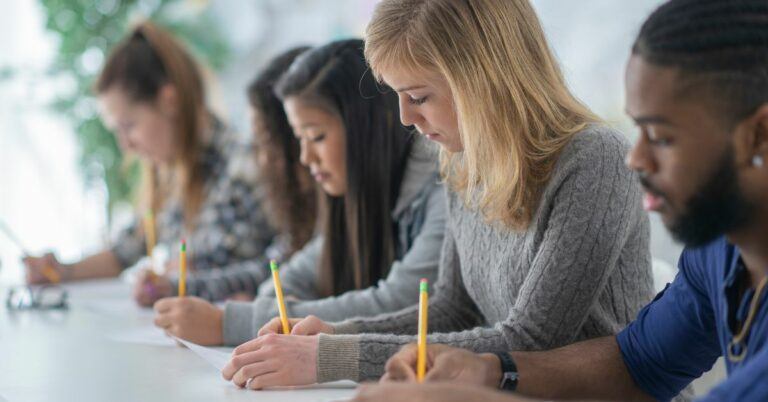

{"left": 408, "top": 96, "right": 428, "bottom": 105}
{"left": 310, "top": 133, "right": 326, "bottom": 143}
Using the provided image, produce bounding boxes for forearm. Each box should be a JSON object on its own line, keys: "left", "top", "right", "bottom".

{"left": 66, "top": 250, "right": 122, "bottom": 280}
{"left": 510, "top": 336, "right": 652, "bottom": 402}
{"left": 173, "top": 258, "right": 269, "bottom": 301}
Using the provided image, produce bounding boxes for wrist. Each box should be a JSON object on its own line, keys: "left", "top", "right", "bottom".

{"left": 480, "top": 353, "right": 502, "bottom": 388}
{"left": 59, "top": 263, "right": 75, "bottom": 282}
{"left": 214, "top": 308, "right": 224, "bottom": 344}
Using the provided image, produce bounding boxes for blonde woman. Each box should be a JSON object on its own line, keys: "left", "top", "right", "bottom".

{"left": 221, "top": 0, "right": 653, "bottom": 390}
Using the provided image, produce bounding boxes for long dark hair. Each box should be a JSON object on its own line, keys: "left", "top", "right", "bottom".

{"left": 96, "top": 21, "right": 207, "bottom": 228}
{"left": 247, "top": 46, "right": 317, "bottom": 256}
{"left": 275, "top": 39, "right": 414, "bottom": 297}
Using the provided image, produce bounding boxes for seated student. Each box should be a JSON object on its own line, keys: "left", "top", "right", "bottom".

{"left": 132, "top": 46, "right": 317, "bottom": 305}
{"left": 358, "top": 1, "right": 768, "bottom": 401}
{"left": 151, "top": 39, "right": 446, "bottom": 346}
{"left": 220, "top": 0, "right": 654, "bottom": 391}
{"left": 22, "top": 22, "right": 277, "bottom": 287}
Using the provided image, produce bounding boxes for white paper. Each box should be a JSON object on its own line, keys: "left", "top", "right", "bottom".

{"left": 173, "top": 336, "right": 231, "bottom": 371}
{"left": 108, "top": 326, "right": 177, "bottom": 347}
{"left": 83, "top": 299, "right": 156, "bottom": 318}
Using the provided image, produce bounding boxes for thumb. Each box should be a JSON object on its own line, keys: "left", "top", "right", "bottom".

{"left": 383, "top": 357, "right": 418, "bottom": 383}
{"left": 290, "top": 317, "right": 317, "bottom": 335}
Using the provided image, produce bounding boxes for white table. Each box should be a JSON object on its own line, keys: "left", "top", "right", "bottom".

{"left": 0, "top": 279, "right": 356, "bottom": 402}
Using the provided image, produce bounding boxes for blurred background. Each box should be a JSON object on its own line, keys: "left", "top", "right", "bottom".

{"left": 0, "top": 0, "right": 721, "bottom": 393}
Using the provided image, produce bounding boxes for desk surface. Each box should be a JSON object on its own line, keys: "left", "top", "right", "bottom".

{"left": 0, "top": 279, "right": 356, "bottom": 402}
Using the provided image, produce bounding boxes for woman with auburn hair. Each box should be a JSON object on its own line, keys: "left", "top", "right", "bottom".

{"left": 221, "top": 0, "right": 653, "bottom": 391}
{"left": 23, "top": 22, "right": 277, "bottom": 292}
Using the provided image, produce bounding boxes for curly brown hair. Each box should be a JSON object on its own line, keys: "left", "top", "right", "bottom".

{"left": 247, "top": 47, "right": 318, "bottom": 255}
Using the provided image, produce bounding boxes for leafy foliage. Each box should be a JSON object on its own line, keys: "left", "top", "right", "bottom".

{"left": 38, "top": 0, "right": 229, "bottom": 222}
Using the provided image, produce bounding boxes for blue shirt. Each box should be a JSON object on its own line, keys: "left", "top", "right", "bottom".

{"left": 617, "top": 236, "right": 768, "bottom": 402}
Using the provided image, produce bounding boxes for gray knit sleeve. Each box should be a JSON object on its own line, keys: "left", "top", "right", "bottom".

{"left": 317, "top": 129, "right": 648, "bottom": 382}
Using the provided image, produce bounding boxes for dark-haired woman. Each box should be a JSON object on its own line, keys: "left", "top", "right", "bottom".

{"left": 23, "top": 22, "right": 277, "bottom": 288}
{"left": 152, "top": 39, "right": 446, "bottom": 347}
{"left": 132, "top": 46, "right": 318, "bottom": 305}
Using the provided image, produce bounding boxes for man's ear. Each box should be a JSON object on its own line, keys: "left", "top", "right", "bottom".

{"left": 732, "top": 103, "right": 768, "bottom": 167}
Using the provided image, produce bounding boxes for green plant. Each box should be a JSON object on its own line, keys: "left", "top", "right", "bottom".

{"left": 38, "top": 0, "right": 229, "bottom": 225}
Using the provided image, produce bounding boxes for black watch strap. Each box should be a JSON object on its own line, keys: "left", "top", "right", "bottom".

{"left": 495, "top": 352, "right": 519, "bottom": 392}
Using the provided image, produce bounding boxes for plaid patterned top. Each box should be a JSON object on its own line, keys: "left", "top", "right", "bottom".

{"left": 111, "top": 117, "right": 277, "bottom": 287}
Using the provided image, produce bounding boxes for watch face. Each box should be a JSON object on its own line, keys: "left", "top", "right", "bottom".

{"left": 501, "top": 372, "right": 519, "bottom": 391}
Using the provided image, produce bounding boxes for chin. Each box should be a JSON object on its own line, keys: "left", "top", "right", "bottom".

{"left": 443, "top": 142, "right": 464, "bottom": 153}
{"left": 322, "top": 183, "right": 344, "bottom": 197}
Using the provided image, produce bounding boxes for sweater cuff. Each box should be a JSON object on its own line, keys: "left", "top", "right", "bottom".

{"left": 331, "top": 320, "right": 360, "bottom": 335}
{"left": 222, "top": 301, "right": 255, "bottom": 346}
{"left": 317, "top": 334, "right": 360, "bottom": 382}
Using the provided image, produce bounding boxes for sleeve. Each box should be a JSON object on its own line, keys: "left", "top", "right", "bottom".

{"left": 335, "top": 213, "right": 484, "bottom": 336}
{"left": 696, "top": 345, "right": 768, "bottom": 402}
{"left": 241, "top": 185, "right": 448, "bottom": 336}
{"left": 316, "top": 222, "right": 487, "bottom": 382}
{"left": 168, "top": 256, "right": 270, "bottom": 302}
{"left": 616, "top": 250, "right": 721, "bottom": 402}
{"left": 191, "top": 175, "right": 277, "bottom": 271}
{"left": 221, "top": 236, "right": 323, "bottom": 346}
{"left": 110, "top": 217, "right": 145, "bottom": 270}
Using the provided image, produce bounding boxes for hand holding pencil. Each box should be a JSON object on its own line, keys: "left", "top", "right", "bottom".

{"left": 22, "top": 252, "right": 62, "bottom": 284}
{"left": 1, "top": 221, "right": 62, "bottom": 284}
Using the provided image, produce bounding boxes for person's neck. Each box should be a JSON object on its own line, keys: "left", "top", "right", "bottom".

{"left": 727, "top": 210, "right": 768, "bottom": 288}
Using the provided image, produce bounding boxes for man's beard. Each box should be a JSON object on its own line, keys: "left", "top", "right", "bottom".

{"left": 643, "top": 148, "right": 755, "bottom": 248}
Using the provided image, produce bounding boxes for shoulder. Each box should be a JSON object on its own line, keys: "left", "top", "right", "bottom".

{"left": 547, "top": 124, "right": 635, "bottom": 192}
{"left": 208, "top": 116, "right": 260, "bottom": 186}
{"left": 558, "top": 124, "right": 630, "bottom": 170}
{"left": 678, "top": 236, "right": 735, "bottom": 292}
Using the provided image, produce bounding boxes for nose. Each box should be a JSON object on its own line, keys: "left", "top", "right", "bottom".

{"left": 398, "top": 95, "right": 420, "bottom": 127}
{"left": 626, "top": 134, "right": 657, "bottom": 176}
{"left": 114, "top": 129, "right": 134, "bottom": 153}
{"left": 299, "top": 140, "right": 316, "bottom": 167}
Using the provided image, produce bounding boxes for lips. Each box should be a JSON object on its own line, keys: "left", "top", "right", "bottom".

{"left": 312, "top": 171, "right": 330, "bottom": 182}
{"left": 642, "top": 191, "right": 664, "bottom": 212}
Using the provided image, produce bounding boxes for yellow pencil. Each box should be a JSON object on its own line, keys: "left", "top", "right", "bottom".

{"left": 270, "top": 260, "right": 291, "bottom": 334}
{"left": 178, "top": 240, "right": 187, "bottom": 297}
{"left": 417, "top": 278, "right": 429, "bottom": 382}
{"left": 40, "top": 264, "right": 61, "bottom": 283}
{"left": 143, "top": 210, "right": 156, "bottom": 258}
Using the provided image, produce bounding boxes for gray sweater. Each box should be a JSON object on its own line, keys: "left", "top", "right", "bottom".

{"left": 316, "top": 125, "right": 654, "bottom": 382}
{"left": 222, "top": 136, "right": 447, "bottom": 345}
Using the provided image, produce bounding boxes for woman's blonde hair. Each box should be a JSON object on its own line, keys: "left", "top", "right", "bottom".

{"left": 365, "top": 0, "right": 599, "bottom": 230}
{"left": 97, "top": 22, "right": 207, "bottom": 230}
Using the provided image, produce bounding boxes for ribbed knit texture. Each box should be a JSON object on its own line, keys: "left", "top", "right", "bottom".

{"left": 317, "top": 125, "right": 654, "bottom": 382}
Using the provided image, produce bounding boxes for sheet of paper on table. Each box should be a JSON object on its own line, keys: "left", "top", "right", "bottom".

{"left": 174, "top": 336, "right": 231, "bottom": 371}
{"left": 108, "top": 326, "right": 177, "bottom": 347}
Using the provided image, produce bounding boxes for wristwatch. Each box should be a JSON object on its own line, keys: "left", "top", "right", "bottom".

{"left": 495, "top": 352, "right": 519, "bottom": 391}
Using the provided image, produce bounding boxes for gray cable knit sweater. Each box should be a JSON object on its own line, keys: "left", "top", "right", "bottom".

{"left": 316, "top": 125, "right": 654, "bottom": 382}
